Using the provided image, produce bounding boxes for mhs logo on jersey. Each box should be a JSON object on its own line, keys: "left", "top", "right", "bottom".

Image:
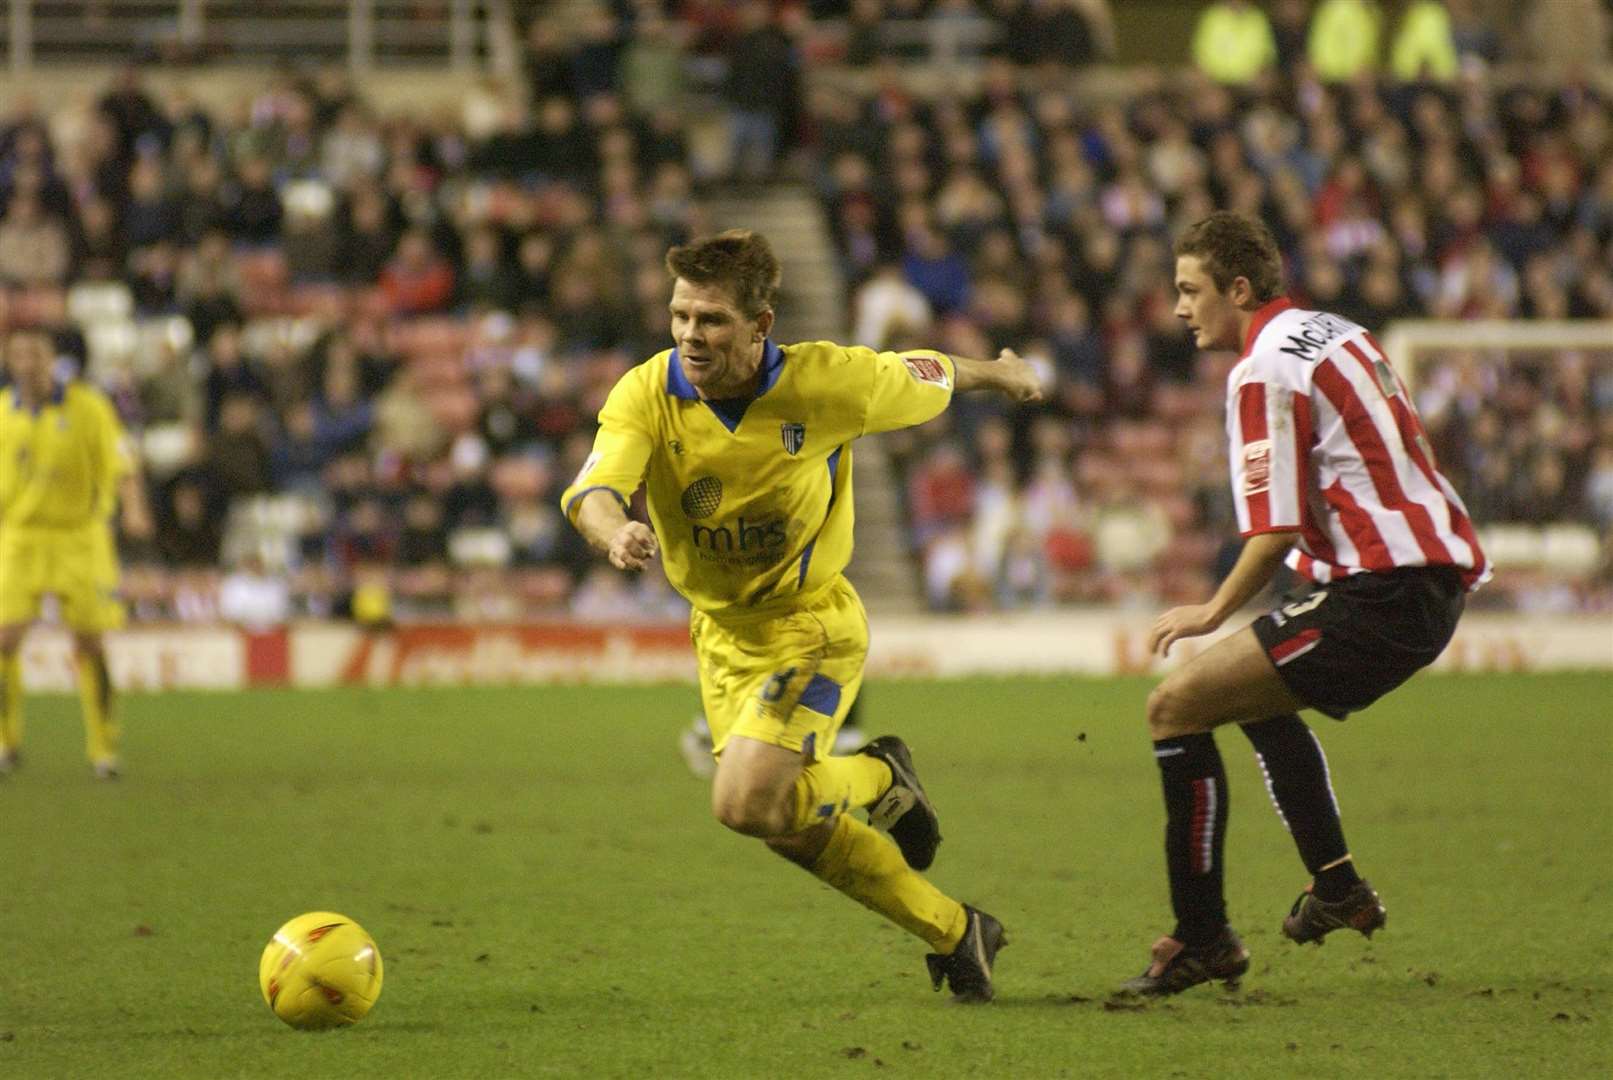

{"left": 680, "top": 475, "right": 789, "bottom": 553}
{"left": 691, "top": 516, "right": 789, "bottom": 552}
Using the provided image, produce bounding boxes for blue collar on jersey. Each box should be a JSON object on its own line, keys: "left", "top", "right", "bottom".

{"left": 5, "top": 379, "right": 66, "bottom": 416}
{"left": 666, "top": 340, "right": 785, "bottom": 432}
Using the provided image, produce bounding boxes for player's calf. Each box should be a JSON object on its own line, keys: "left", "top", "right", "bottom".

{"left": 858, "top": 736, "right": 942, "bottom": 871}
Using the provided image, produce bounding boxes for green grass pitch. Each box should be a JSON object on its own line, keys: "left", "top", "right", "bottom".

{"left": 1, "top": 674, "right": 1608, "bottom": 1079}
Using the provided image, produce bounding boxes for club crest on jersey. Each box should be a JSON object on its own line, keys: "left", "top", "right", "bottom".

{"left": 900, "top": 353, "right": 951, "bottom": 388}
{"left": 780, "top": 422, "right": 805, "bottom": 455}
{"left": 1243, "top": 439, "right": 1272, "bottom": 495}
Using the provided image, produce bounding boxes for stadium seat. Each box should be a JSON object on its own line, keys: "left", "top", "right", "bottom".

{"left": 449, "top": 527, "right": 514, "bottom": 568}
{"left": 1540, "top": 524, "right": 1601, "bottom": 578}
{"left": 84, "top": 319, "right": 139, "bottom": 371}
{"left": 67, "top": 282, "right": 135, "bottom": 325}
{"left": 140, "top": 423, "right": 199, "bottom": 479}
{"left": 1478, "top": 525, "right": 1543, "bottom": 570}
{"left": 135, "top": 317, "right": 196, "bottom": 375}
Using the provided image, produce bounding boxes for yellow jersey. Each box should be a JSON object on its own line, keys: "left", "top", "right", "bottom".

{"left": 561, "top": 340, "right": 955, "bottom": 621}
{"left": 0, "top": 380, "right": 132, "bottom": 531}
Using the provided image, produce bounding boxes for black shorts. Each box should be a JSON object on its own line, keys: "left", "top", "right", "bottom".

{"left": 1251, "top": 567, "right": 1466, "bottom": 720}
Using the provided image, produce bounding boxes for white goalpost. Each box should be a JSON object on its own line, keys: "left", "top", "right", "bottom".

{"left": 1382, "top": 319, "right": 1613, "bottom": 391}
{"left": 1383, "top": 318, "right": 1613, "bottom": 606}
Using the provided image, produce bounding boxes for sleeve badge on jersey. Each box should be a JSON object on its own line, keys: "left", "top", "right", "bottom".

{"left": 1242, "top": 439, "right": 1272, "bottom": 496}
{"left": 571, "top": 450, "right": 601, "bottom": 487}
{"left": 900, "top": 353, "right": 951, "bottom": 389}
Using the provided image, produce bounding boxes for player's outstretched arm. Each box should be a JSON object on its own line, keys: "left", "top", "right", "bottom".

{"left": 951, "top": 348, "right": 1044, "bottom": 403}
{"left": 574, "top": 489, "right": 658, "bottom": 572}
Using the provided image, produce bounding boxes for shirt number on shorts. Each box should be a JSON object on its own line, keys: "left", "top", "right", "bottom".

{"left": 1283, "top": 591, "right": 1328, "bottom": 617}
{"left": 1272, "top": 590, "right": 1328, "bottom": 627}
{"left": 761, "top": 668, "right": 798, "bottom": 703}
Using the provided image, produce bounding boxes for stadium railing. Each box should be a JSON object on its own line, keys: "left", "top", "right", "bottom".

{"left": 3, "top": 0, "right": 517, "bottom": 72}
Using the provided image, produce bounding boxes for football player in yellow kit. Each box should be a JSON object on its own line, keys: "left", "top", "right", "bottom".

{"left": 561, "top": 231, "right": 1041, "bottom": 1001}
{"left": 0, "top": 327, "right": 152, "bottom": 778}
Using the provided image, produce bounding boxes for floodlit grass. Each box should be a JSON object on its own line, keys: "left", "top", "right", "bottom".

{"left": 1, "top": 675, "right": 1608, "bottom": 1078}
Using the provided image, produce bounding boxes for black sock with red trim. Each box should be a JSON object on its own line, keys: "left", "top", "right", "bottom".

{"left": 1241, "top": 713, "right": 1361, "bottom": 902}
{"left": 1154, "top": 733, "right": 1230, "bottom": 947}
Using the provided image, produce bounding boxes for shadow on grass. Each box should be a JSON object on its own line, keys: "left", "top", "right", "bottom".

{"left": 68, "top": 1018, "right": 445, "bottom": 1043}
{"left": 984, "top": 993, "right": 1108, "bottom": 1009}
{"left": 989, "top": 985, "right": 1305, "bottom": 1011}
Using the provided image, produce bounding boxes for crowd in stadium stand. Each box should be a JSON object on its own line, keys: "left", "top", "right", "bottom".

{"left": 0, "top": 0, "right": 1610, "bottom": 625}
{"left": 812, "top": 4, "right": 1613, "bottom": 612}
{"left": 0, "top": 34, "right": 716, "bottom": 624}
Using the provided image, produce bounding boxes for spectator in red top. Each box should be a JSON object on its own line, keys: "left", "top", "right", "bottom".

{"left": 380, "top": 228, "right": 455, "bottom": 316}
{"left": 907, "top": 440, "right": 977, "bottom": 547}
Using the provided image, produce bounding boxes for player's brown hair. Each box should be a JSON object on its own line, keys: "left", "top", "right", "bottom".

{"left": 1174, "top": 211, "right": 1284, "bottom": 302}
{"left": 665, "top": 229, "right": 782, "bottom": 318}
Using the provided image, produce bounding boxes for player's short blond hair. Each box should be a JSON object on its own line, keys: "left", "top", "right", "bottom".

{"left": 1175, "top": 211, "right": 1284, "bottom": 302}
{"left": 665, "top": 229, "right": 781, "bottom": 318}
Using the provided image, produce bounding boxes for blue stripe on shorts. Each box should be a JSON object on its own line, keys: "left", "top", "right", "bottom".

{"left": 798, "top": 673, "right": 842, "bottom": 717}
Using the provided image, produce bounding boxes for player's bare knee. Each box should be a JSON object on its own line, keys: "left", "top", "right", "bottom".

{"left": 711, "top": 785, "right": 791, "bottom": 837}
{"left": 1147, "top": 679, "right": 1192, "bottom": 740}
{"left": 72, "top": 633, "right": 105, "bottom": 659}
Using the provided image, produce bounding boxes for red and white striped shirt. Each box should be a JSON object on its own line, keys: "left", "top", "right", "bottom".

{"left": 1226, "top": 297, "right": 1490, "bottom": 590}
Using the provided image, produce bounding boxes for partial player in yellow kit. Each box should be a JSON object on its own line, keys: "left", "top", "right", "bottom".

{"left": 561, "top": 230, "right": 1042, "bottom": 1001}
{"left": 0, "top": 327, "right": 153, "bottom": 778}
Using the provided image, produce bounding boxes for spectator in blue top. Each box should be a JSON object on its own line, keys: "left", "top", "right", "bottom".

{"left": 901, "top": 224, "right": 972, "bottom": 314}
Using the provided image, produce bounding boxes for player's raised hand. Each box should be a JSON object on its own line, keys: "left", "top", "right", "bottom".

{"left": 993, "top": 349, "right": 1045, "bottom": 404}
{"left": 1148, "top": 603, "right": 1222, "bottom": 657}
{"left": 608, "top": 521, "right": 659, "bottom": 571}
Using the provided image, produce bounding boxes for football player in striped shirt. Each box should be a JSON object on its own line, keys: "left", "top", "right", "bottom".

{"left": 1122, "top": 212, "right": 1490, "bottom": 996}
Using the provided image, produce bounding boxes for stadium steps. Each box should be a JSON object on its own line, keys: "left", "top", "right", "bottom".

{"left": 707, "top": 185, "right": 922, "bottom": 615}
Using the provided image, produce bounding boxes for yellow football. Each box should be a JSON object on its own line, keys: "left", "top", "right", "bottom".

{"left": 258, "top": 911, "right": 384, "bottom": 1030}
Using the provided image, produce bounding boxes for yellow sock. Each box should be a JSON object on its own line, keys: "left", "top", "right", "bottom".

{"left": 790, "top": 754, "right": 891, "bottom": 832}
{"left": 77, "top": 652, "right": 119, "bottom": 765}
{"left": 0, "top": 652, "right": 21, "bottom": 751}
{"left": 810, "top": 814, "right": 967, "bottom": 952}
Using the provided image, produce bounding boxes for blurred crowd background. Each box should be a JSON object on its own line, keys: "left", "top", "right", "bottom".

{"left": 0, "top": 0, "right": 1609, "bottom": 626}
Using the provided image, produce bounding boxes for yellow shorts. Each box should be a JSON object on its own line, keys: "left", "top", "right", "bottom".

{"left": 0, "top": 525, "right": 125, "bottom": 632}
{"left": 691, "top": 575, "right": 869, "bottom": 761}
